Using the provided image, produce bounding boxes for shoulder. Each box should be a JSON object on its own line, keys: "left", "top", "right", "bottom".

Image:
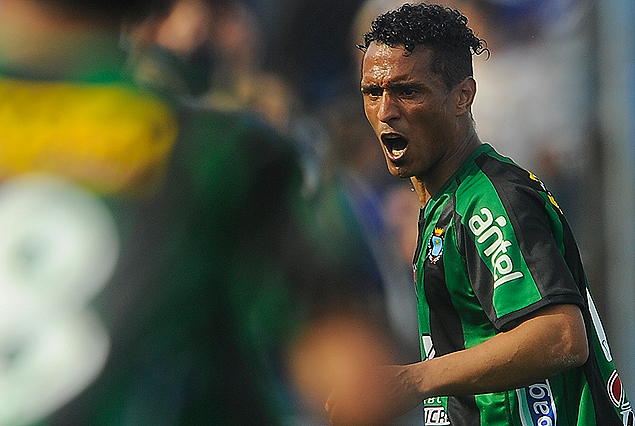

{"left": 454, "top": 146, "right": 547, "bottom": 218}
{"left": 450, "top": 147, "right": 562, "bottom": 248}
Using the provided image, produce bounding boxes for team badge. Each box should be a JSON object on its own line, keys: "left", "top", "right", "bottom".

{"left": 427, "top": 227, "right": 444, "bottom": 264}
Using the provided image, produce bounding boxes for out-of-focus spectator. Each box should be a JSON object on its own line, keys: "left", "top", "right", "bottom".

{"left": 202, "top": 0, "right": 299, "bottom": 131}
{"left": 264, "top": 0, "right": 367, "bottom": 108}
{"left": 127, "top": 0, "right": 300, "bottom": 134}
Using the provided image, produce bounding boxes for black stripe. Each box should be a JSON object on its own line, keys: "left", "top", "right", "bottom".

{"left": 424, "top": 194, "right": 463, "bottom": 356}
{"left": 423, "top": 194, "right": 481, "bottom": 425}
{"left": 455, "top": 214, "right": 498, "bottom": 326}
{"left": 474, "top": 154, "right": 584, "bottom": 331}
{"left": 447, "top": 396, "right": 481, "bottom": 426}
{"left": 414, "top": 207, "right": 426, "bottom": 265}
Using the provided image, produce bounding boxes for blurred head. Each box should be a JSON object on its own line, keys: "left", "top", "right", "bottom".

{"left": 358, "top": 2, "right": 485, "bottom": 90}
{"left": 34, "top": 0, "right": 173, "bottom": 26}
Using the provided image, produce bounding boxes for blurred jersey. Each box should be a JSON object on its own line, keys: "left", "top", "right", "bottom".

{"left": 0, "top": 50, "right": 309, "bottom": 425}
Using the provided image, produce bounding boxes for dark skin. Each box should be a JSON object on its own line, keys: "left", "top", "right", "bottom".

{"left": 324, "top": 41, "right": 589, "bottom": 426}
{"left": 360, "top": 42, "right": 479, "bottom": 197}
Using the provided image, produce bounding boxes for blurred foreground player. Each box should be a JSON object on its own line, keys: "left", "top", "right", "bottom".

{"left": 325, "top": 3, "right": 633, "bottom": 426}
{"left": 0, "top": 0, "right": 316, "bottom": 425}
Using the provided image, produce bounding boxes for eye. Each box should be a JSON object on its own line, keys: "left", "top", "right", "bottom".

{"left": 361, "top": 86, "right": 382, "bottom": 99}
{"left": 399, "top": 87, "right": 418, "bottom": 98}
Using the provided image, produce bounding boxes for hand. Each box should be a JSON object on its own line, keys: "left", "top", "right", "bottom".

{"left": 325, "top": 364, "right": 425, "bottom": 426}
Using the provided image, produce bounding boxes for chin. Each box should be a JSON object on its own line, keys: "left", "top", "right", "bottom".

{"left": 387, "top": 165, "right": 412, "bottom": 180}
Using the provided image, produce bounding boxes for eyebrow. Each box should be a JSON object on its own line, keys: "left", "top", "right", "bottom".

{"left": 361, "top": 81, "right": 424, "bottom": 91}
{"left": 387, "top": 82, "right": 422, "bottom": 90}
{"left": 360, "top": 83, "right": 380, "bottom": 91}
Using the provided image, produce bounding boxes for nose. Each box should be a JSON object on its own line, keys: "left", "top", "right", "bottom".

{"left": 377, "top": 92, "right": 400, "bottom": 122}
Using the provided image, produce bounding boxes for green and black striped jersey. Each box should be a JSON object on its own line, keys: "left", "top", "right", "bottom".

{"left": 414, "top": 143, "right": 632, "bottom": 426}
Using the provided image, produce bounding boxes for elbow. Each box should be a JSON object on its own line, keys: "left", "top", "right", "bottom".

{"left": 558, "top": 318, "right": 589, "bottom": 371}
{"left": 573, "top": 332, "right": 589, "bottom": 367}
{"left": 546, "top": 332, "right": 587, "bottom": 376}
{"left": 543, "top": 305, "right": 589, "bottom": 373}
{"left": 564, "top": 335, "right": 589, "bottom": 370}
{"left": 568, "top": 306, "right": 590, "bottom": 368}
{"left": 556, "top": 304, "right": 589, "bottom": 371}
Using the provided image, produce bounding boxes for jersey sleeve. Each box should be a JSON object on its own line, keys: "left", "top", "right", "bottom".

{"left": 459, "top": 161, "right": 585, "bottom": 332}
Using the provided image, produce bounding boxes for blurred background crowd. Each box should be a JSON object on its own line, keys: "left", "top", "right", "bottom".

{"left": 0, "top": 0, "right": 634, "bottom": 425}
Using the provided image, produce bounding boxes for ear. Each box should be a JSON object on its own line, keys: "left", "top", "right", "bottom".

{"left": 454, "top": 77, "right": 476, "bottom": 116}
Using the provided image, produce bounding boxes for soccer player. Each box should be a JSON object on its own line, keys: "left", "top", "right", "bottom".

{"left": 325, "top": 3, "right": 633, "bottom": 425}
{"left": 0, "top": 1, "right": 321, "bottom": 425}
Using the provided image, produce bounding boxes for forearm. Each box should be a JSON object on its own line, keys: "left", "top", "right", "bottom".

{"left": 413, "top": 304, "right": 589, "bottom": 399}
{"left": 324, "top": 304, "right": 588, "bottom": 426}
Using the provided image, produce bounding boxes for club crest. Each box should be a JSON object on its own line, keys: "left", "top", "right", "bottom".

{"left": 427, "top": 227, "right": 444, "bottom": 264}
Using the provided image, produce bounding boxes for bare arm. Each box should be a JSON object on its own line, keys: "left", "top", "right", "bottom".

{"left": 325, "top": 303, "right": 588, "bottom": 426}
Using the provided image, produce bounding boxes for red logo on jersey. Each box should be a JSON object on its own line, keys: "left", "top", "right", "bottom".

{"left": 608, "top": 370, "right": 625, "bottom": 408}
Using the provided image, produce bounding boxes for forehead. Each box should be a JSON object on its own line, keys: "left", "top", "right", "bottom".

{"left": 361, "top": 42, "right": 435, "bottom": 84}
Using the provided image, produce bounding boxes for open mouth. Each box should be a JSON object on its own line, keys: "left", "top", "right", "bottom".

{"left": 381, "top": 133, "right": 408, "bottom": 159}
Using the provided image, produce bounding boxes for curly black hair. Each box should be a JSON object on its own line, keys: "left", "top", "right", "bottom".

{"left": 359, "top": 3, "right": 487, "bottom": 90}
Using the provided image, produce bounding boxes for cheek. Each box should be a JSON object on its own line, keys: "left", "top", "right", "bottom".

{"left": 362, "top": 102, "right": 373, "bottom": 121}
{"left": 411, "top": 107, "right": 447, "bottom": 138}
{"left": 363, "top": 104, "right": 380, "bottom": 132}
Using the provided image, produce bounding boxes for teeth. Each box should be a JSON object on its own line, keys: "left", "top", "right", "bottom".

{"left": 391, "top": 147, "right": 406, "bottom": 156}
{"left": 382, "top": 134, "right": 407, "bottom": 157}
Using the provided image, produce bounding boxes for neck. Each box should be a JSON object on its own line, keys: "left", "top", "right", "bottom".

{"left": 413, "top": 126, "right": 482, "bottom": 205}
{"left": 411, "top": 178, "right": 431, "bottom": 208}
{"left": 0, "top": 0, "right": 124, "bottom": 80}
